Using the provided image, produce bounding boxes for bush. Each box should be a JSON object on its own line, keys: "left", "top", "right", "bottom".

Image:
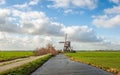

{"left": 34, "top": 43, "right": 58, "bottom": 56}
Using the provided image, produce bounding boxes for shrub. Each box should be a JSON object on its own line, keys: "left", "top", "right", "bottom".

{"left": 34, "top": 43, "right": 58, "bottom": 56}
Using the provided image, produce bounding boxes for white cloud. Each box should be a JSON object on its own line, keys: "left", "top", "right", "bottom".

{"left": 92, "top": 40, "right": 120, "bottom": 50}
{"left": 48, "top": 0, "right": 70, "bottom": 8}
{"left": 0, "top": 32, "right": 5, "bottom": 39}
{"left": 79, "top": 11, "right": 84, "bottom": 15}
{"left": 0, "top": 8, "right": 10, "bottom": 18}
{"left": 0, "top": 0, "right": 5, "bottom": 5}
{"left": 13, "top": 0, "right": 40, "bottom": 8}
{"left": 104, "top": 6, "right": 120, "bottom": 14}
{"left": 71, "top": 0, "right": 97, "bottom": 9}
{"left": 0, "top": 9, "right": 21, "bottom": 33}
{"left": 1, "top": 8, "right": 118, "bottom": 50}
{"left": 16, "top": 11, "right": 64, "bottom": 35}
{"left": 48, "top": 0, "right": 97, "bottom": 14}
{"left": 29, "top": 0, "right": 40, "bottom": 5}
{"left": 0, "top": 32, "right": 52, "bottom": 50}
{"left": 64, "top": 9, "right": 73, "bottom": 14}
{"left": 109, "top": 0, "right": 120, "bottom": 4}
{"left": 0, "top": 8, "right": 103, "bottom": 43}
{"left": 92, "top": 6, "right": 120, "bottom": 28}
{"left": 2, "top": 31, "right": 118, "bottom": 50}
{"left": 48, "top": 0, "right": 97, "bottom": 10}
{"left": 0, "top": 8, "right": 104, "bottom": 49}
{"left": 93, "top": 15, "right": 120, "bottom": 28}
{"left": 63, "top": 9, "right": 84, "bottom": 15}
{"left": 13, "top": 3, "right": 28, "bottom": 8}
{"left": 0, "top": 8, "right": 65, "bottom": 36}
{"left": 62, "top": 26, "right": 103, "bottom": 42}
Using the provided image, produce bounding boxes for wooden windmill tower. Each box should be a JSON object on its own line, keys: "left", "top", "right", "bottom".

{"left": 59, "top": 34, "right": 73, "bottom": 52}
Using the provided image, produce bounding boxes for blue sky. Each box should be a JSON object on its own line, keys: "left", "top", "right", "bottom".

{"left": 0, "top": 0, "right": 120, "bottom": 50}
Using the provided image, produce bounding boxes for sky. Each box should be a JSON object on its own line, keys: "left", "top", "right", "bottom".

{"left": 0, "top": 0, "right": 120, "bottom": 50}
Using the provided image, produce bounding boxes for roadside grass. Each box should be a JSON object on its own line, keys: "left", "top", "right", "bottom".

{"left": 0, "top": 54, "right": 52, "bottom": 75}
{"left": 65, "top": 52, "right": 120, "bottom": 74}
{"left": 0, "top": 51, "right": 33, "bottom": 62}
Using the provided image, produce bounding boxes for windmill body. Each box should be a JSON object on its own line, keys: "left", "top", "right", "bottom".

{"left": 59, "top": 34, "right": 73, "bottom": 52}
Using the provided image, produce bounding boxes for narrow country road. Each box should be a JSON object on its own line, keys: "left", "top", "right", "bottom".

{"left": 31, "top": 54, "right": 113, "bottom": 75}
{"left": 0, "top": 56, "right": 36, "bottom": 66}
{"left": 0, "top": 55, "right": 47, "bottom": 73}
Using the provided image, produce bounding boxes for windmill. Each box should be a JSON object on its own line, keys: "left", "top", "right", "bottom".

{"left": 59, "top": 34, "right": 73, "bottom": 52}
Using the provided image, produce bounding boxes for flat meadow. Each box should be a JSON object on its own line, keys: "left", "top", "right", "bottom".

{"left": 0, "top": 51, "right": 33, "bottom": 62}
{"left": 66, "top": 51, "right": 120, "bottom": 74}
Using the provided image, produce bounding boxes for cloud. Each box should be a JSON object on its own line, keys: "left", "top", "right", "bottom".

{"left": 13, "top": 0, "right": 40, "bottom": 8}
{"left": 0, "top": 32, "right": 5, "bottom": 39}
{"left": 62, "top": 26, "right": 103, "bottom": 42}
{"left": 0, "top": 8, "right": 64, "bottom": 36}
{"left": 13, "top": 3, "right": 28, "bottom": 8}
{"left": 91, "top": 40, "right": 120, "bottom": 50}
{"left": 92, "top": 6, "right": 120, "bottom": 28}
{"left": 29, "top": 0, "right": 40, "bottom": 5}
{"left": 48, "top": 0, "right": 97, "bottom": 14}
{"left": 0, "top": 8, "right": 103, "bottom": 44}
{"left": 0, "top": 0, "right": 5, "bottom": 5}
{"left": 109, "top": 0, "right": 120, "bottom": 4}
{"left": 0, "top": 32, "right": 52, "bottom": 50}
{"left": 0, "top": 8, "right": 107, "bottom": 50}
{"left": 63, "top": 9, "right": 84, "bottom": 15}
{"left": 71, "top": 0, "right": 97, "bottom": 9}
{"left": 104, "top": 6, "right": 120, "bottom": 14}
{"left": 64, "top": 9, "right": 73, "bottom": 14}
{"left": 0, "top": 9, "right": 21, "bottom": 33}
{"left": 48, "top": 0, "right": 97, "bottom": 10}
{"left": 12, "top": 10, "right": 64, "bottom": 35}
{"left": 1, "top": 31, "right": 120, "bottom": 50}
{"left": 92, "top": 15, "right": 120, "bottom": 28}
{"left": 48, "top": 0, "right": 70, "bottom": 8}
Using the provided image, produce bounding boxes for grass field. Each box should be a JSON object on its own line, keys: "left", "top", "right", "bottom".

{"left": 0, "top": 51, "right": 33, "bottom": 62}
{"left": 66, "top": 52, "right": 120, "bottom": 74}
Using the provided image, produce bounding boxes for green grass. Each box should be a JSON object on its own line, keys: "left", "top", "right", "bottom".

{"left": 66, "top": 52, "right": 120, "bottom": 70}
{"left": 0, "top": 51, "right": 33, "bottom": 62}
{"left": 0, "top": 54, "right": 52, "bottom": 75}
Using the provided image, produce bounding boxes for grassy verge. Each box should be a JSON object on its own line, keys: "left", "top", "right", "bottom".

{"left": 0, "top": 51, "right": 33, "bottom": 62}
{"left": 0, "top": 54, "right": 52, "bottom": 75}
{"left": 65, "top": 52, "right": 120, "bottom": 75}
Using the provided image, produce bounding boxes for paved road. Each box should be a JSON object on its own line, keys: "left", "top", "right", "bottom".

{"left": 31, "top": 54, "right": 113, "bottom": 75}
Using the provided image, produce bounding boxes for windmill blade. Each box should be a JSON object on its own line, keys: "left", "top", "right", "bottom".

{"left": 59, "top": 42, "right": 65, "bottom": 43}
{"left": 65, "top": 34, "right": 67, "bottom": 42}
